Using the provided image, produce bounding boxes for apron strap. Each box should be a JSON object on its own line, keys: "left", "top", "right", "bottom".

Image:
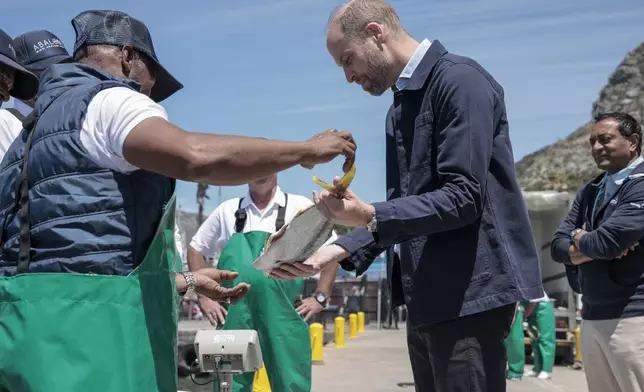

{"left": 275, "top": 193, "right": 288, "bottom": 231}
{"left": 233, "top": 193, "right": 289, "bottom": 233}
{"left": 5, "top": 108, "right": 26, "bottom": 123}
{"left": 234, "top": 198, "right": 247, "bottom": 233}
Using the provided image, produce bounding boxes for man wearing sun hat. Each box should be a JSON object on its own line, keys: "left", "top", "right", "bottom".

{"left": 0, "top": 28, "right": 39, "bottom": 160}
{"left": 10, "top": 30, "right": 73, "bottom": 118}
{"left": 0, "top": 9, "right": 356, "bottom": 392}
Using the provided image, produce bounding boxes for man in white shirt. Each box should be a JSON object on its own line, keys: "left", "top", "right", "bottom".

{"left": 188, "top": 173, "right": 339, "bottom": 391}
{"left": 0, "top": 10, "right": 355, "bottom": 392}
{"left": 0, "top": 28, "right": 39, "bottom": 160}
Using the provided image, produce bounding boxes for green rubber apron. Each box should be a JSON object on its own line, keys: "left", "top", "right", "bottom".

{"left": 0, "top": 115, "right": 181, "bottom": 392}
{"left": 214, "top": 196, "right": 311, "bottom": 392}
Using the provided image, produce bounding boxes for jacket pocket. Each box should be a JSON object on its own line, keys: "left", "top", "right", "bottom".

{"left": 472, "top": 226, "right": 493, "bottom": 285}
{"left": 409, "top": 112, "right": 434, "bottom": 175}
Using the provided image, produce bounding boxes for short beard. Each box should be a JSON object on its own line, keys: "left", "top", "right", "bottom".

{"left": 364, "top": 47, "right": 390, "bottom": 96}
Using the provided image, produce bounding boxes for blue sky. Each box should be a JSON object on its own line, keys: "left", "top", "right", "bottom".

{"left": 3, "top": 0, "right": 644, "bottom": 214}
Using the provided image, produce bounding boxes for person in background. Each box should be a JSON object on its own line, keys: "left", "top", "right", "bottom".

{"left": 270, "top": 1, "right": 544, "bottom": 391}
{"left": 188, "top": 173, "right": 339, "bottom": 392}
{"left": 346, "top": 285, "right": 361, "bottom": 315}
{"left": 0, "top": 28, "right": 38, "bottom": 159}
{"left": 504, "top": 303, "right": 526, "bottom": 381}
{"left": 504, "top": 294, "right": 556, "bottom": 382}
{"left": 522, "top": 293, "right": 556, "bottom": 380}
{"left": 0, "top": 10, "right": 355, "bottom": 392}
{"left": 551, "top": 112, "right": 644, "bottom": 392}
{"left": 11, "top": 30, "right": 72, "bottom": 120}
{"left": 0, "top": 30, "right": 72, "bottom": 161}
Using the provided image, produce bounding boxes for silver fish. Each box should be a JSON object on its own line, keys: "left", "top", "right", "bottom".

{"left": 252, "top": 205, "right": 334, "bottom": 272}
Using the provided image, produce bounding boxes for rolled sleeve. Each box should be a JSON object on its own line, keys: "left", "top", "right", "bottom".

{"left": 373, "top": 63, "right": 496, "bottom": 247}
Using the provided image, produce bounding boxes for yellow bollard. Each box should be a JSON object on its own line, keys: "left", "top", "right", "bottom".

{"left": 575, "top": 327, "right": 582, "bottom": 362}
{"left": 310, "top": 322, "right": 324, "bottom": 364}
{"left": 349, "top": 313, "right": 358, "bottom": 338}
{"left": 357, "top": 311, "right": 365, "bottom": 333}
{"left": 253, "top": 364, "right": 271, "bottom": 392}
{"left": 335, "top": 316, "right": 345, "bottom": 348}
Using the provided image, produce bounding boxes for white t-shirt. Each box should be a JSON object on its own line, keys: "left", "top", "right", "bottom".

{"left": 0, "top": 87, "right": 163, "bottom": 169}
{"left": 80, "top": 87, "right": 168, "bottom": 173}
{"left": 0, "top": 109, "right": 23, "bottom": 161}
{"left": 190, "top": 187, "right": 338, "bottom": 266}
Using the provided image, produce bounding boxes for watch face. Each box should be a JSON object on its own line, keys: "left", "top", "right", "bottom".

{"left": 316, "top": 294, "right": 326, "bottom": 302}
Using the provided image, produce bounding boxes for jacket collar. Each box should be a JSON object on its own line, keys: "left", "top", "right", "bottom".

{"left": 590, "top": 157, "right": 644, "bottom": 188}
{"left": 398, "top": 39, "right": 448, "bottom": 92}
{"left": 35, "top": 63, "right": 141, "bottom": 116}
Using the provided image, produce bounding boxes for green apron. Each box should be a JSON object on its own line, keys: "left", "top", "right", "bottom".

{"left": 0, "top": 193, "right": 181, "bottom": 391}
{"left": 214, "top": 196, "right": 311, "bottom": 392}
{"left": 504, "top": 304, "right": 525, "bottom": 379}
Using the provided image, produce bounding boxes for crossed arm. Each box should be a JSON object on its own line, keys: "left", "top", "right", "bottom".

{"left": 551, "top": 181, "right": 644, "bottom": 264}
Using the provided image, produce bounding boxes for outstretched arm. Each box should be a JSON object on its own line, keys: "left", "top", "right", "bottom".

{"left": 124, "top": 118, "right": 355, "bottom": 185}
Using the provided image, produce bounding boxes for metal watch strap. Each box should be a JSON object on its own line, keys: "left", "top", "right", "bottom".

{"left": 181, "top": 271, "right": 196, "bottom": 296}
{"left": 366, "top": 214, "right": 377, "bottom": 232}
{"left": 571, "top": 228, "right": 583, "bottom": 240}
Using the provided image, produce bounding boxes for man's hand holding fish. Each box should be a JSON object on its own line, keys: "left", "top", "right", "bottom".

{"left": 269, "top": 175, "right": 369, "bottom": 280}
{"left": 269, "top": 243, "right": 349, "bottom": 280}
{"left": 313, "top": 178, "right": 376, "bottom": 228}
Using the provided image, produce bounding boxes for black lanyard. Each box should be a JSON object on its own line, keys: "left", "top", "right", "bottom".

{"left": 234, "top": 194, "right": 288, "bottom": 233}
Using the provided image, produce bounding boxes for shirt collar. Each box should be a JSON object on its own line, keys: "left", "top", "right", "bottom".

{"left": 606, "top": 155, "right": 644, "bottom": 186}
{"left": 14, "top": 99, "right": 33, "bottom": 117}
{"left": 240, "top": 186, "right": 286, "bottom": 210}
{"left": 394, "top": 39, "right": 432, "bottom": 91}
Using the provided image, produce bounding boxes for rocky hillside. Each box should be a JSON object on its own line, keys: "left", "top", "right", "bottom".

{"left": 516, "top": 43, "right": 644, "bottom": 192}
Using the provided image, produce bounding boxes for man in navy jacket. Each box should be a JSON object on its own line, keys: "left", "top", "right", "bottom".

{"left": 271, "top": 1, "right": 543, "bottom": 391}
{"left": 551, "top": 112, "right": 644, "bottom": 392}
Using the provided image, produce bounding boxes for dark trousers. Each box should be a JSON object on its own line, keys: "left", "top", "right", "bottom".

{"left": 407, "top": 304, "right": 515, "bottom": 392}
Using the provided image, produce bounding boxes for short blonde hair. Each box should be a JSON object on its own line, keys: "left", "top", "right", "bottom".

{"left": 327, "top": 0, "right": 402, "bottom": 41}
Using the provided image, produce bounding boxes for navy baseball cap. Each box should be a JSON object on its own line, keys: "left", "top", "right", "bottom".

{"left": 71, "top": 10, "right": 183, "bottom": 103}
{"left": 12, "top": 30, "right": 72, "bottom": 72}
{"left": 0, "top": 28, "right": 38, "bottom": 100}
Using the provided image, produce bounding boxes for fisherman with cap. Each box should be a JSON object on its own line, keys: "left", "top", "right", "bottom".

{"left": 10, "top": 30, "right": 73, "bottom": 119}
{"left": 0, "top": 10, "right": 355, "bottom": 392}
{"left": 0, "top": 28, "right": 39, "bottom": 160}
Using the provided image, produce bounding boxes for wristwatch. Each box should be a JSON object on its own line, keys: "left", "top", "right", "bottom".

{"left": 180, "top": 271, "right": 196, "bottom": 297}
{"left": 313, "top": 292, "right": 328, "bottom": 307}
{"left": 366, "top": 211, "right": 378, "bottom": 233}
{"left": 571, "top": 228, "right": 583, "bottom": 241}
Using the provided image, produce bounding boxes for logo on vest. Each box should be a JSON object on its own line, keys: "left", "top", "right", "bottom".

{"left": 33, "top": 39, "right": 65, "bottom": 54}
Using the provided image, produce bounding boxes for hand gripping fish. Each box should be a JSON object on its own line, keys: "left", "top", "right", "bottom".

{"left": 252, "top": 164, "right": 356, "bottom": 272}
